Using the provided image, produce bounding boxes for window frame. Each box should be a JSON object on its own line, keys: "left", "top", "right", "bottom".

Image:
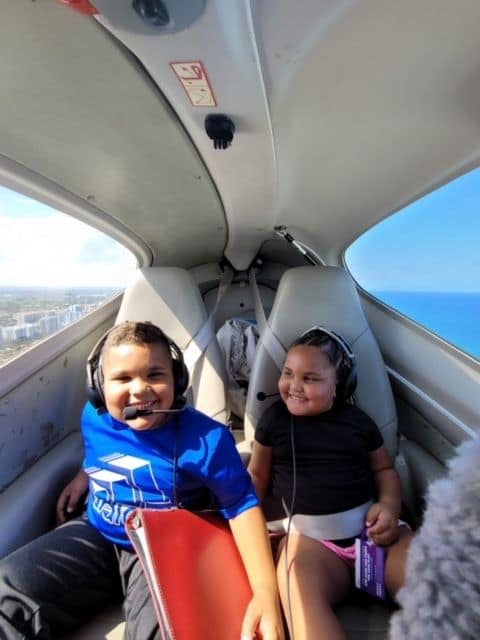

{"left": 0, "top": 294, "right": 122, "bottom": 398}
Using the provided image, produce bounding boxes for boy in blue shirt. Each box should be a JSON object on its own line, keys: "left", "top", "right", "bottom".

{"left": 0, "top": 321, "right": 283, "bottom": 640}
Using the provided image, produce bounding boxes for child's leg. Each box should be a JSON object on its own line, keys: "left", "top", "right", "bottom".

{"left": 385, "top": 526, "right": 414, "bottom": 597}
{"left": 276, "top": 532, "right": 351, "bottom": 640}
{"left": 0, "top": 517, "right": 120, "bottom": 639}
{"left": 118, "top": 549, "right": 161, "bottom": 640}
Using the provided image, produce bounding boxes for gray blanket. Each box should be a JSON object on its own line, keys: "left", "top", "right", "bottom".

{"left": 389, "top": 438, "right": 480, "bottom": 639}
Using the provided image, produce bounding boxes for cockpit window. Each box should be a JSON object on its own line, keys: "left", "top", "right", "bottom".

{"left": 345, "top": 168, "right": 480, "bottom": 360}
{"left": 0, "top": 186, "right": 136, "bottom": 366}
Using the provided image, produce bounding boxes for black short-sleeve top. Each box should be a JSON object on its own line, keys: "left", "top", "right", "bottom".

{"left": 255, "top": 400, "right": 384, "bottom": 515}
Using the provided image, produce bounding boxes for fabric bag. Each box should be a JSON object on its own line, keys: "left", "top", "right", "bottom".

{"left": 216, "top": 318, "right": 259, "bottom": 418}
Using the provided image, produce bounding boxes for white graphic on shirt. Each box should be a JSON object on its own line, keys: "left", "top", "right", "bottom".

{"left": 89, "top": 469, "right": 127, "bottom": 501}
{"left": 87, "top": 453, "right": 172, "bottom": 527}
{"left": 102, "top": 453, "right": 167, "bottom": 503}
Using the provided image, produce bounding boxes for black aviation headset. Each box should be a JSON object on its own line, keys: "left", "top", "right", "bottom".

{"left": 293, "top": 325, "right": 357, "bottom": 404}
{"left": 86, "top": 321, "right": 189, "bottom": 414}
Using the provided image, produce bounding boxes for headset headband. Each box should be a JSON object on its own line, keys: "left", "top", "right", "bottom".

{"left": 299, "top": 325, "right": 356, "bottom": 363}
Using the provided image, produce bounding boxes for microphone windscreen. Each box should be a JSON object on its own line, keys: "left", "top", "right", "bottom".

{"left": 256, "top": 391, "right": 280, "bottom": 401}
{"left": 123, "top": 406, "right": 139, "bottom": 420}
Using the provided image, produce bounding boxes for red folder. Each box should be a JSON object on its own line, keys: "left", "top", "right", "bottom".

{"left": 126, "top": 508, "right": 253, "bottom": 640}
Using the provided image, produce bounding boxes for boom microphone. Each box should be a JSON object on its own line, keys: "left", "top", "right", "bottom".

{"left": 123, "top": 406, "right": 185, "bottom": 420}
{"left": 256, "top": 391, "right": 280, "bottom": 401}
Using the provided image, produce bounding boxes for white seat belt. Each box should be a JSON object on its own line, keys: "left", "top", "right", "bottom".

{"left": 249, "top": 268, "right": 286, "bottom": 372}
{"left": 268, "top": 500, "right": 374, "bottom": 540}
{"left": 183, "top": 265, "right": 234, "bottom": 375}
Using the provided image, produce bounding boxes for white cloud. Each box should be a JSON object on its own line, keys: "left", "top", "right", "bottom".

{"left": 0, "top": 212, "right": 136, "bottom": 287}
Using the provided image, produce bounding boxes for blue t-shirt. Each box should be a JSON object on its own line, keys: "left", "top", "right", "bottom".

{"left": 82, "top": 402, "right": 258, "bottom": 547}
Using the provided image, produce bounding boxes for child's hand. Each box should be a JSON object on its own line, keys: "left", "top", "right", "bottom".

{"left": 240, "top": 587, "right": 285, "bottom": 640}
{"left": 56, "top": 469, "right": 89, "bottom": 524}
{"left": 365, "top": 501, "right": 399, "bottom": 546}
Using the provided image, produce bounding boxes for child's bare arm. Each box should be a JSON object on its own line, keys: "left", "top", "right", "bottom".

{"left": 56, "top": 468, "right": 89, "bottom": 524}
{"left": 367, "top": 445, "right": 402, "bottom": 545}
{"left": 247, "top": 442, "right": 273, "bottom": 502}
{"left": 229, "top": 506, "right": 284, "bottom": 640}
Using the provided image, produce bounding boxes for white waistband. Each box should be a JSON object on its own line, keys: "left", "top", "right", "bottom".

{"left": 267, "top": 500, "right": 373, "bottom": 541}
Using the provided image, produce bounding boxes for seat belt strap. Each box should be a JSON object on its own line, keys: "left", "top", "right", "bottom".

{"left": 268, "top": 500, "right": 374, "bottom": 541}
{"left": 249, "top": 268, "right": 286, "bottom": 372}
{"left": 183, "top": 265, "right": 234, "bottom": 374}
{"left": 248, "top": 268, "right": 267, "bottom": 334}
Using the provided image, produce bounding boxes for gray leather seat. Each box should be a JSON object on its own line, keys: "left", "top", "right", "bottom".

{"left": 243, "top": 265, "right": 400, "bottom": 639}
{"left": 245, "top": 265, "right": 398, "bottom": 456}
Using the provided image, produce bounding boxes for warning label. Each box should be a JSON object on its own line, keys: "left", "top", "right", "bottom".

{"left": 170, "top": 61, "right": 217, "bottom": 107}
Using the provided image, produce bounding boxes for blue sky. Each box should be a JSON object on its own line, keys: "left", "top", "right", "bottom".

{"left": 346, "top": 168, "right": 480, "bottom": 292}
{"left": 0, "top": 188, "right": 136, "bottom": 287}
{"left": 0, "top": 168, "right": 479, "bottom": 290}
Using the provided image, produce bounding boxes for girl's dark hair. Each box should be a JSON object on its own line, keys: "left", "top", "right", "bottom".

{"left": 289, "top": 327, "right": 357, "bottom": 403}
{"left": 290, "top": 329, "right": 344, "bottom": 374}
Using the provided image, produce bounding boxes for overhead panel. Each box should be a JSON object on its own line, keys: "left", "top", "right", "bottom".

{"left": 0, "top": 0, "right": 226, "bottom": 268}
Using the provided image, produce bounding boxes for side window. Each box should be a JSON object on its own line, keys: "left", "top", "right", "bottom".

{"left": 0, "top": 186, "right": 136, "bottom": 365}
{"left": 345, "top": 169, "right": 480, "bottom": 360}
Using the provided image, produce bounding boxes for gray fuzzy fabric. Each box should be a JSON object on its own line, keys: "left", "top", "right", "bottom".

{"left": 389, "top": 438, "right": 480, "bottom": 640}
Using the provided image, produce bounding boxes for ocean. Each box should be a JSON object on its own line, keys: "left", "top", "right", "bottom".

{"left": 372, "top": 291, "right": 480, "bottom": 359}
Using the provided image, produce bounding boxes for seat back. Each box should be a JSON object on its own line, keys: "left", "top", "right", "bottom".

{"left": 245, "top": 266, "right": 398, "bottom": 456}
{"left": 116, "top": 267, "right": 228, "bottom": 422}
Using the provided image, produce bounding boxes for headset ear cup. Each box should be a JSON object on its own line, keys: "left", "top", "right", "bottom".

{"left": 86, "top": 327, "right": 112, "bottom": 413}
{"left": 332, "top": 339, "right": 357, "bottom": 402}
{"left": 95, "top": 364, "right": 106, "bottom": 409}
{"left": 343, "top": 367, "right": 357, "bottom": 400}
{"left": 86, "top": 360, "right": 106, "bottom": 411}
{"left": 337, "top": 354, "right": 357, "bottom": 401}
{"left": 172, "top": 359, "right": 189, "bottom": 400}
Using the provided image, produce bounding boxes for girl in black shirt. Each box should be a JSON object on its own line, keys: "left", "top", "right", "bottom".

{"left": 248, "top": 328, "right": 413, "bottom": 640}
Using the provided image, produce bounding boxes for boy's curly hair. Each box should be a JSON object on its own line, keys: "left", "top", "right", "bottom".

{"left": 102, "top": 321, "right": 171, "bottom": 355}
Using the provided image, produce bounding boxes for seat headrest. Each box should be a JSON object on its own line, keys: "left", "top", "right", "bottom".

{"left": 116, "top": 267, "right": 206, "bottom": 349}
{"left": 116, "top": 267, "right": 227, "bottom": 421}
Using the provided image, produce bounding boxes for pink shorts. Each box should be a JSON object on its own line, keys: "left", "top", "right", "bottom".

{"left": 269, "top": 521, "right": 410, "bottom": 569}
{"left": 268, "top": 532, "right": 356, "bottom": 567}
{"left": 320, "top": 520, "right": 410, "bottom": 569}
{"left": 320, "top": 539, "right": 357, "bottom": 568}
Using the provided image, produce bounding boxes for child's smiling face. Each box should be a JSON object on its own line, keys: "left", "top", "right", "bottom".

{"left": 279, "top": 344, "right": 337, "bottom": 417}
{"left": 102, "top": 341, "right": 175, "bottom": 431}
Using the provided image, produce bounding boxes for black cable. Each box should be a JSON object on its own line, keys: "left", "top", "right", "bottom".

{"left": 173, "top": 417, "right": 219, "bottom": 514}
{"left": 173, "top": 416, "right": 181, "bottom": 508}
{"left": 283, "top": 414, "right": 297, "bottom": 639}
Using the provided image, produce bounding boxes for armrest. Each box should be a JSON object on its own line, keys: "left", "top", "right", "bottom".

{"left": 0, "top": 431, "right": 84, "bottom": 559}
